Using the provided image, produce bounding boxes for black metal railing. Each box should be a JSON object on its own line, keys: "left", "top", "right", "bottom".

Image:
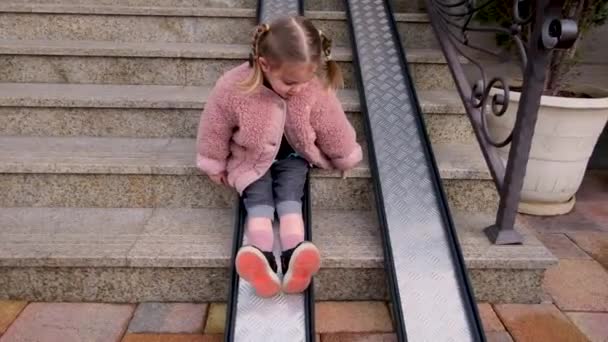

{"left": 424, "top": 0, "right": 578, "bottom": 244}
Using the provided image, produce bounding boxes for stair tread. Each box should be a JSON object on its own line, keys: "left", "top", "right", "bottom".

{"left": 0, "top": 39, "right": 448, "bottom": 63}
{"left": 0, "top": 207, "right": 233, "bottom": 268}
{"left": 0, "top": 4, "right": 256, "bottom": 17}
{"left": 0, "top": 136, "right": 491, "bottom": 179}
{"left": 0, "top": 82, "right": 214, "bottom": 109}
{"left": 0, "top": 39, "right": 253, "bottom": 59}
{"left": 0, "top": 207, "right": 556, "bottom": 269}
{"left": 0, "top": 82, "right": 464, "bottom": 113}
{"left": 0, "top": 3, "right": 428, "bottom": 22}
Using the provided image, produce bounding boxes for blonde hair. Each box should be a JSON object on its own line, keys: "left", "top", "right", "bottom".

{"left": 239, "top": 16, "right": 343, "bottom": 92}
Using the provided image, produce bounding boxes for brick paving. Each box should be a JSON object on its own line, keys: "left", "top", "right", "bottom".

{"left": 127, "top": 303, "right": 207, "bottom": 334}
{"left": 476, "top": 303, "right": 514, "bottom": 342}
{"left": 494, "top": 304, "right": 588, "bottom": 342}
{"left": 477, "top": 303, "right": 506, "bottom": 333}
{"left": 320, "top": 333, "right": 397, "bottom": 341}
{"left": 2, "top": 299, "right": 601, "bottom": 342}
{"left": 543, "top": 259, "right": 608, "bottom": 312}
{"left": 0, "top": 301, "right": 26, "bottom": 335}
{"left": 522, "top": 171, "right": 608, "bottom": 341}
{"left": 535, "top": 233, "right": 591, "bottom": 260}
{"left": 0, "top": 303, "right": 134, "bottom": 342}
{"left": 565, "top": 312, "right": 608, "bottom": 342}
{"left": 0, "top": 174, "right": 606, "bottom": 341}
{"left": 567, "top": 231, "right": 608, "bottom": 269}
{"left": 315, "top": 302, "right": 393, "bottom": 334}
{"left": 203, "top": 303, "right": 225, "bottom": 334}
{"left": 121, "top": 334, "right": 222, "bottom": 342}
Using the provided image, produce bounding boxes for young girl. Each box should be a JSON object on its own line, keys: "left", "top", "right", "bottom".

{"left": 196, "top": 16, "right": 362, "bottom": 298}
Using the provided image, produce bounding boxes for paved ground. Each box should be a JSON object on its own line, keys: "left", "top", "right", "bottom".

{"left": 0, "top": 172, "right": 606, "bottom": 342}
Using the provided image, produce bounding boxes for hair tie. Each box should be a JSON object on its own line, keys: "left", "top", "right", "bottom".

{"left": 318, "top": 30, "right": 333, "bottom": 61}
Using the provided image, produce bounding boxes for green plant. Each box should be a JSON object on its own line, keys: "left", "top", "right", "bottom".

{"left": 474, "top": 1, "right": 517, "bottom": 47}
{"left": 475, "top": 0, "right": 608, "bottom": 96}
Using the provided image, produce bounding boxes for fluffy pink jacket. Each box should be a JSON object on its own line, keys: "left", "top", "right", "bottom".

{"left": 196, "top": 62, "right": 363, "bottom": 194}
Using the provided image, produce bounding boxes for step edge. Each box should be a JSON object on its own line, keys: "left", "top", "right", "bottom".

{"left": 0, "top": 40, "right": 251, "bottom": 59}
{"left": 0, "top": 161, "right": 491, "bottom": 180}
{"left": 0, "top": 136, "right": 492, "bottom": 179}
{"left": 0, "top": 258, "right": 556, "bottom": 270}
{"left": 0, "top": 207, "right": 555, "bottom": 270}
{"left": 0, "top": 4, "right": 256, "bottom": 17}
{"left": 0, "top": 4, "right": 429, "bottom": 22}
{"left": 0, "top": 249, "right": 556, "bottom": 269}
{"left": 0, "top": 83, "right": 465, "bottom": 114}
{"left": 0, "top": 40, "right": 447, "bottom": 63}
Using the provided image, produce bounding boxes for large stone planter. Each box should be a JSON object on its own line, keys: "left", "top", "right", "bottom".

{"left": 487, "top": 89, "right": 608, "bottom": 216}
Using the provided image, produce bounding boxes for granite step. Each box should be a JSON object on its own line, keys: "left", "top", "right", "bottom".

{"left": 14, "top": 0, "right": 424, "bottom": 12}
{"left": 0, "top": 43, "right": 448, "bottom": 92}
{"left": 12, "top": 0, "right": 257, "bottom": 9}
{"left": 0, "top": 4, "right": 436, "bottom": 48}
{"left": 0, "top": 40, "right": 452, "bottom": 90}
{"left": 0, "top": 83, "right": 473, "bottom": 144}
{"left": 0, "top": 136, "right": 496, "bottom": 213}
{"left": 0, "top": 6, "right": 255, "bottom": 45}
{"left": 0, "top": 207, "right": 556, "bottom": 303}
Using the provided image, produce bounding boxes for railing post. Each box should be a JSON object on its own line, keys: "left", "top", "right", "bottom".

{"left": 424, "top": 0, "right": 579, "bottom": 244}
{"left": 485, "top": 0, "right": 575, "bottom": 244}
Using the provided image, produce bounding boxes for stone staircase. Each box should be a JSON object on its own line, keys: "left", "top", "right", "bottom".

{"left": 0, "top": 0, "right": 555, "bottom": 304}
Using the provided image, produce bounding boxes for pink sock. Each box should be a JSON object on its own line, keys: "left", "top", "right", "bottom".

{"left": 280, "top": 214, "right": 305, "bottom": 251}
{"left": 246, "top": 217, "right": 274, "bottom": 252}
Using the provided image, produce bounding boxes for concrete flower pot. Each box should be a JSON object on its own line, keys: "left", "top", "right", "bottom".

{"left": 487, "top": 88, "right": 608, "bottom": 215}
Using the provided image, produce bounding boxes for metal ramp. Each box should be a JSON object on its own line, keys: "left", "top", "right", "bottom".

{"left": 224, "top": 1, "right": 314, "bottom": 340}
{"left": 344, "top": 0, "right": 486, "bottom": 340}
{"left": 224, "top": 0, "right": 485, "bottom": 339}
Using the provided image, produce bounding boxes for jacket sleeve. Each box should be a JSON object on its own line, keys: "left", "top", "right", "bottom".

{"left": 196, "top": 79, "right": 237, "bottom": 175}
{"left": 310, "top": 89, "right": 363, "bottom": 171}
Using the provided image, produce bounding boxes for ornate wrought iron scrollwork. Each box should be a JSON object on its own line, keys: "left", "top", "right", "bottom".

{"left": 428, "top": 0, "right": 579, "bottom": 151}
{"left": 425, "top": 0, "right": 579, "bottom": 244}
{"left": 472, "top": 77, "right": 512, "bottom": 147}
{"left": 428, "top": 0, "right": 532, "bottom": 148}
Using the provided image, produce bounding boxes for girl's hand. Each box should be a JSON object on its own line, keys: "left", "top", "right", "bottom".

{"left": 209, "top": 172, "right": 228, "bottom": 186}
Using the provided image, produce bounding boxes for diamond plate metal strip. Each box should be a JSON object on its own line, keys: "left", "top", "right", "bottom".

{"left": 228, "top": 1, "right": 310, "bottom": 342}
{"left": 233, "top": 223, "right": 307, "bottom": 342}
{"left": 345, "top": 0, "right": 484, "bottom": 341}
{"left": 258, "top": 0, "right": 301, "bottom": 23}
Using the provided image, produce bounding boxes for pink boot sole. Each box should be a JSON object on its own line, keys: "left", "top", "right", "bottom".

{"left": 282, "top": 243, "right": 321, "bottom": 294}
{"left": 236, "top": 246, "right": 281, "bottom": 298}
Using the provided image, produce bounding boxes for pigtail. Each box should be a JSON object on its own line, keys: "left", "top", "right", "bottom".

{"left": 319, "top": 30, "right": 344, "bottom": 90}
{"left": 239, "top": 23, "right": 270, "bottom": 93}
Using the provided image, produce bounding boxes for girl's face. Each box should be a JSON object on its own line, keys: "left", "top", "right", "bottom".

{"left": 259, "top": 59, "right": 318, "bottom": 99}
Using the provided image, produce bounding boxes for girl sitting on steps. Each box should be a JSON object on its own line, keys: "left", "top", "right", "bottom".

{"left": 196, "top": 16, "right": 362, "bottom": 298}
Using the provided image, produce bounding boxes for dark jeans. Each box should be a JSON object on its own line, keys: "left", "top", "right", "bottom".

{"left": 242, "top": 156, "right": 309, "bottom": 219}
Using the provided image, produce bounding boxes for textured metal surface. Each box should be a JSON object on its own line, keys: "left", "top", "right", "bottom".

{"left": 346, "top": 0, "right": 480, "bottom": 340}
{"left": 259, "top": 0, "right": 299, "bottom": 23}
{"left": 234, "top": 225, "right": 306, "bottom": 342}
{"left": 230, "top": 1, "right": 308, "bottom": 341}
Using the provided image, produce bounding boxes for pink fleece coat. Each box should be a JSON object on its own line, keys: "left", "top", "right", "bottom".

{"left": 196, "top": 62, "right": 363, "bottom": 194}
